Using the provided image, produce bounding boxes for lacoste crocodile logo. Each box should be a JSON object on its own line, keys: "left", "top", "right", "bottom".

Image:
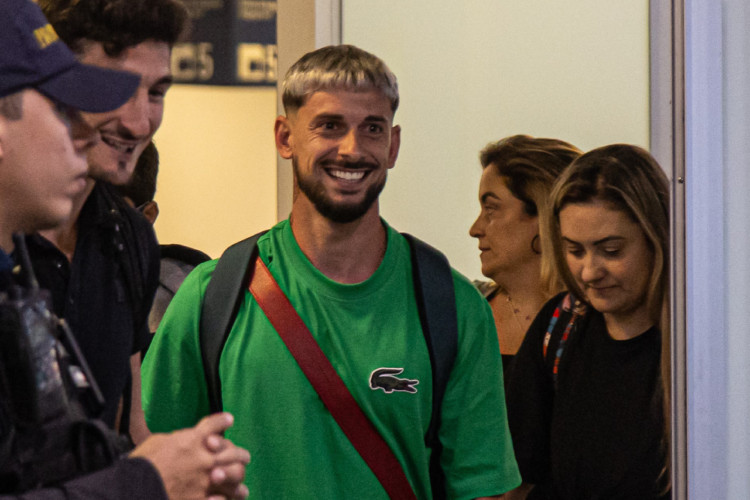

{"left": 369, "top": 367, "right": 419, "bottom": 394}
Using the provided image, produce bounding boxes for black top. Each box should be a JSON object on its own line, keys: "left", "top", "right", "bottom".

{"left": 0, "top": 458, "right": 166, "bottom": 499}
{"left": 473, "top": 280, "right": 517, "bottom": 384}
{"left": 24, "top": 183, "right": 160, "bottom": 427}
{"left": 506, "top": 293, "right": 668, "bottom": 500}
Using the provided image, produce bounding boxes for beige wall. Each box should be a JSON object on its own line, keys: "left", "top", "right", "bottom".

{"left": 152, "top": 85, "right": 278, "bottom": 258}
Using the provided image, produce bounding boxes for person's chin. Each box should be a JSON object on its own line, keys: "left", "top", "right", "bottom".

{"left": 38, "top": 202, "right": 75, "bottom": 231}
{"left": 585, "top": 289, "right": 618, "bottom": 311}
{"left": 479, "top": 262, "right": 499, "bottom": 281}
{"left": 110, "top": 166, "right": 136, "bottom": 186}
{"left": 88, "top": 163, "right": 132, "bottom": 185}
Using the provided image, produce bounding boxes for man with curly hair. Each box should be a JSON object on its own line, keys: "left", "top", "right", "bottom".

{"left": 26, "top": 0, "right": 187, "bottom": 444}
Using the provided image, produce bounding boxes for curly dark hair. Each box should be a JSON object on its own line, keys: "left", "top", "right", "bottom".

{"left": 39, "top": 0, "right": 188, "bottom": 57}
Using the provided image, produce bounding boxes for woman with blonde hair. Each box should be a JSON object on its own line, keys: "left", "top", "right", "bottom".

{"left": 470, "top": 135, "right": 581, "bottom": 375}
{"left": 506, "top": 144, "right": 670, "bottom": 499}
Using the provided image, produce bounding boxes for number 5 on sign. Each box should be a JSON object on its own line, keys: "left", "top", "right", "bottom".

{"left": 171, "top": 42, "right": 215, "bottom": 81}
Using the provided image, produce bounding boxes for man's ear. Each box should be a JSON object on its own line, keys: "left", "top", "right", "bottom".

{"left": 275, "top": 116, "right": 294, "bottom": 160}
{"left": 387, "top": 124, "right": 401, "bottom": 169}
{"left": 141, "top": 200, "right": 159, "bottom": 225}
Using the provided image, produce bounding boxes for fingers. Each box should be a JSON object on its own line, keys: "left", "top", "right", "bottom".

{"left": 195, "top": 412, "right": 235, "bottom": 437}
{"left": 210, "top": 462, "right": 246, "bottom": 484}
{"left": 208, "top": 462, "right": 249, "bottom": 499}
{"left": 212, "top": 441, "right": 251, "bottom": 466}
{"left": 208, "top": 479, "right": 249, "bottom": 500}
{"left": 198, "top": 413, "right": 250, "bottom": 500}
{"left": 231, "top": 483, "right": 250, "bottom": 500}
{"left": 207, "top": 485, "right": 249, "bottom": 500}
{"left": 205, "top": 433, "right": 224, "bottom": 452}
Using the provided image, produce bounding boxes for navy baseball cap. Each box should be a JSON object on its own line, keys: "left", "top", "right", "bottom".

{"left": 0, "top": 0, "right": 140, "bottom": 112}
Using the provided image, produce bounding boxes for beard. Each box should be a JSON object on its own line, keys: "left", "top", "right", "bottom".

{"left": 293, "top": 157, "right": 386, "bottom": 223}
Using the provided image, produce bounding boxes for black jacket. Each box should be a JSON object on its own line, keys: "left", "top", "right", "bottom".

{"left": 25, "top": 182, "right": 160, "bottom": 428}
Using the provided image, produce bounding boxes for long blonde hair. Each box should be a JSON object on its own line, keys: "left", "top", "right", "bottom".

{"left": 546, "top": 143, "right": 671, "bottom": 489}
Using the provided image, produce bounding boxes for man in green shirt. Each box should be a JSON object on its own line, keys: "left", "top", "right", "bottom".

{"left": 142, "top": 44, "right": 520, "bottom": 499}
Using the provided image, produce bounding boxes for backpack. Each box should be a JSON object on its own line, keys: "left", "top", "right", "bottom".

{"left": 199, "top": 231, "right": 457, "bottom": 499}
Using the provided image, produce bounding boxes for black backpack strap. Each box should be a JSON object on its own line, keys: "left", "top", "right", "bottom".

{"left": 98, "top": 183, "right": 152, "bottom": 329}
{"left": 98, "top": 183, "right": 159, "bottom": 433}
{"left": 402, "top": 233, "right": 457, "bottom": 500}
{"left": 200, "top": 231, "right": 266, "bottom": 413}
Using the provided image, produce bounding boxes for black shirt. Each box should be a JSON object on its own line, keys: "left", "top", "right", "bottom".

{"left": 506, "top": 293, "right": 668, "bottom": 500}
{"left": 24, "top": 183, "right": 159, "bottom": 427}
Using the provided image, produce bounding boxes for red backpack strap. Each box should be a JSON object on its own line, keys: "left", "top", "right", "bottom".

{"left": 249, "top": 257, "right": 417, "bottom": 500}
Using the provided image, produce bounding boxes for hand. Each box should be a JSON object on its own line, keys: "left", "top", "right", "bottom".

{"left": 130, "top": 412, "right": 251, "bottom": 500}
{"left": 204, "top": 426, "right": 252, "bottom": 499}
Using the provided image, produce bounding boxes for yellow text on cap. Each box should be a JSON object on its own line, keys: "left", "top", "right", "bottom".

{"left": 34, "top": 24, "right": 59, "bottom": 49}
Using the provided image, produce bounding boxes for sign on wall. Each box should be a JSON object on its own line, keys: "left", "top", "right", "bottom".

{"left": 171, "top": 0, "right": 277, "bottom": 86}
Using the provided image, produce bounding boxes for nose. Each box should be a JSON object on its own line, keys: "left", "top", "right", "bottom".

{"left": 579, "top": 253, "right": 605, "bottom": 284}
{"left": 469, "top": 214, "right": 483, "bottom": 238}
{"left": 117, "top": 88, "right": 151, "bottom": 138}
{"left": 338, "top": 129, "right": 363, "bottom": 160}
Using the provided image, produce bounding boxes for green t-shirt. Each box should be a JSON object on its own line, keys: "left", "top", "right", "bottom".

{"left": 142, "top": 220, "right": 520, "bottom": 499}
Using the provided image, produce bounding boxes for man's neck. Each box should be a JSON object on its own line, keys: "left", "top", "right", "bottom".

{"left": 38, "top": 179, "right": 96, "bottom": 262}
{"left": 290, "top": 202, "right": 386, "bottom": 284}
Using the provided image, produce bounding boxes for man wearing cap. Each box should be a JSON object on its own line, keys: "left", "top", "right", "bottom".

{"left": 21, "top": 0, "right": 187, "bottom": 444}
{"left": 0, "top": 0, "right": 249, "bottom": 498}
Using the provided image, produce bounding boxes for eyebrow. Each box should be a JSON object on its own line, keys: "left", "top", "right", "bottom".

{"left": 311, "top": 113, "right": 389, "bottom": 123}
{"left": 562, "top": 235, "right": 626, "bottom": 246}
{"left": 479, "top": 192, "right": 501, "bottom": 204}
{"left": 153, "top": 75, "right": 174, "bottom": 87}
{"left": 363, "top": 115, "right": 388, "bottom": 123}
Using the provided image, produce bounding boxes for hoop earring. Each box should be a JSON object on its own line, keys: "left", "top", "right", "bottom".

{"left": 531, "top": 234, "right": 541, "bottom": 255}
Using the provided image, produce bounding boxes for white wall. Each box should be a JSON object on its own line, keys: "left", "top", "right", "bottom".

{"left": 342, "top": 0, "right": 650, "bottom": 280}
{"left": 723, "top": 0, "right": 750, "bottom": 494}
{"left": 685, "top": 0, "right": 750, "bottom": 497}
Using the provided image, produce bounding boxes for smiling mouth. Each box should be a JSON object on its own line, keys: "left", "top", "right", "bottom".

{"left": 101, "top": 135, "right": 137, "bottom": 154}
{"left": 327, "top": 168, "right": 367, "bottom": 181}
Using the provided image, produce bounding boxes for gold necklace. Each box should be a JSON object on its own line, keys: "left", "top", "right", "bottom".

{"left": 505, "top": 292, "right": 531, "bottom": 334}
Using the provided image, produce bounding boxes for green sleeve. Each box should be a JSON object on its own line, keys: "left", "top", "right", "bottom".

{"left": 141, "top": 260, "right": 216, "bottom": 432}
{"left": 440, "top": 272, "right": 522, "bottom": 499}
